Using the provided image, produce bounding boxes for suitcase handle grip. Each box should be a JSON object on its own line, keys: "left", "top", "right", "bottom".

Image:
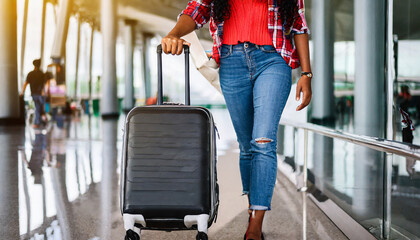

{"left": 156, "top": 44, "right": 190, "bottom": 106}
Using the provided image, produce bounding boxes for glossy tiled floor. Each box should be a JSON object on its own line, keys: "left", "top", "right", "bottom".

{"left": 0, "top": 110, "right": 347, "bottom": 240}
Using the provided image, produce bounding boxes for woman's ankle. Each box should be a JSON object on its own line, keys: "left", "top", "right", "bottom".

{"left": 245, "top": 210, "right": 265, "bottom": 239}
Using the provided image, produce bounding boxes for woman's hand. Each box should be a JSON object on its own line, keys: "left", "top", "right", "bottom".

{"left": 294, "top": 33, "right": 312, "bottom": 111}
{"left": 295, "top": 76, "right": 312, "bottom": 111}
{"left": 161, "top": 35, "right": 191, "bottom": 55}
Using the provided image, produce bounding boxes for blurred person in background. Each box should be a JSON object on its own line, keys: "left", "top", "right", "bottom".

{"left": 397, "top": 85, "right": 412, "bottom": 113}
{"left": 20, "top": 59, "right": 47, "bottom": 128}
{"left": 162, "top": 0, "right": 312, "bottom": 239}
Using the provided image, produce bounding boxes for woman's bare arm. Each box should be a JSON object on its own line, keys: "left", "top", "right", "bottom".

{"left": 294, "top": 33, "right": 312, "bottom": 111}
{"left": 162, "top": 15, "right": 197, "bottom": 55}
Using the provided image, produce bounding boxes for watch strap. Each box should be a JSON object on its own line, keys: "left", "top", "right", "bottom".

{"left": 301, "top": 72, "right": 313, "bottom": 78}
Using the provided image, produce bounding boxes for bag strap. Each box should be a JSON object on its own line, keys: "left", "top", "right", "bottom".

{"left": 182, "top": 32, "right": 210, "bottom": 69}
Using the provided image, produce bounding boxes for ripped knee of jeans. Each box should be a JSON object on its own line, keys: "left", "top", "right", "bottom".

{"left": 255, "top": 137, "right": 273, "bottom": 144}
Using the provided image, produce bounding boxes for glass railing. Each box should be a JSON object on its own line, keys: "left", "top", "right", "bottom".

{"left": 277, "top": 119, "right": 420, "bottom": 239}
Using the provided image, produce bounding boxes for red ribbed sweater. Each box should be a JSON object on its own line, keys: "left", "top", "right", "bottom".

{"left": 222, "top": 0, "right": 273, "bottom": 45}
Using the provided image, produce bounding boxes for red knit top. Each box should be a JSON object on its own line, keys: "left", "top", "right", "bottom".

{"left": 222, "top": 0, "right": 273, "bottom": 45}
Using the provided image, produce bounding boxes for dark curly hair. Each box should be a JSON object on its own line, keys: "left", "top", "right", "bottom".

{"left": 212, "top": 0, "right": 298, "bottom": 30}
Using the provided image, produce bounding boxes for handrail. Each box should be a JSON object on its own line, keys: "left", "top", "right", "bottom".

{"left": 279, "top": 118, "right": 420, "bottom": 239}
{"left": 279, "top": 119, "right": 420, "bottom": 160}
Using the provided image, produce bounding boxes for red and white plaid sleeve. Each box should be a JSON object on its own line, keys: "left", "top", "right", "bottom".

{"left": 179, "top": 0, "right": 212, "bottom": 29}
{"left": 292, "top": 0, "right": 310, "bottom": 35}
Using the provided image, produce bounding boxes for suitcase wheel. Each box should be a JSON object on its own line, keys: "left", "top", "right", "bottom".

{"left": 196, "top": 232, "right": 208, "bottom": 240}
{"left": 125, "top": 229, "right": 140, "bottom": 240}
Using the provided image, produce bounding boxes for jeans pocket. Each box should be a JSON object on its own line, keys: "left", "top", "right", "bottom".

{"left": 259, "top": 45, "right": 277, "bottom": 53}
{"left": 220, "top": 45, "right": 232, "bottom": 59}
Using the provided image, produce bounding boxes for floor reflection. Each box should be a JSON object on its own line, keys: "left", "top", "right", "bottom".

{"left": 16, "top": 115, "right": 124, "bottom": 240}
{"left": 100, "top": 119, "right": 119, "bottom": 240}
{"left": 0, "top": 126, "right": 23, "bottom": 240}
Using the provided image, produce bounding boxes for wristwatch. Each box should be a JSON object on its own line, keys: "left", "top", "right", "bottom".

{"left": 301, "top": 72, "right": 313, "bottom": 78}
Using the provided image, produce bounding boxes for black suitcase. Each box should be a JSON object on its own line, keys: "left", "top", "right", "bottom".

{"left": 121, "top": 45, "right": 219, "bottom": 240}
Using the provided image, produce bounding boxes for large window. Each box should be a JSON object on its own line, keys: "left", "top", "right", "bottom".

{"left": 391, "top": 0, "right": 420, "bottom": 238}
{"left": 280, "top": 0, "right": 420, "bottom": 239}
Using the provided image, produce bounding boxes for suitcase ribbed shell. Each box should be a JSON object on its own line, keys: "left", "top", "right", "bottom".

{"left": 122, "top": 106, "right": 214, "bottom": 221}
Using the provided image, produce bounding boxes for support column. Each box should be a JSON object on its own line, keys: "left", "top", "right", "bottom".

{"left": 20, "top": 0, "right": 29, "bottom": 87}
{"left": 311, "top": 0, "right": 335, "bottom": 123}
{"left": 354, "top": 0, "right": 385, "bottom": 137}
{"left": 74, "top": 18, "right": 81, "bottom": 99}
{"left": 89, "top": 24, "right": 94, "bottom": 101}
{"left": 40, "top": 0, "right": 47, "bottom": 69}
{"left": 101, "top": 0, "right": 118, "bottom": 116}
{"left": 0, "top": 0, "right": 19, "bottom": 120}
{"left": 310, "top": 0, "right": 335, "bottom": 199}
{"left": 142, "top": 33, "right": 153, "bottom": 102}
{"left": 353, "top": 0, "right": 386, "bottom": 221}
{"left": 123, "top": 20, "right": 136, "bottom": 111}
{"left": 51, "top": 0, "right": 72, "bottom": 60}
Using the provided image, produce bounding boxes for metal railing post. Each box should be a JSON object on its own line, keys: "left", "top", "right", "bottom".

{"left": 299, "top": 129, "right": 308, "bottom": 192}
{"left": 384, "top": 153, "right": 393, "bottom": 239}
{"left": 302, "top": 192, "right": 307, "bottom": 240}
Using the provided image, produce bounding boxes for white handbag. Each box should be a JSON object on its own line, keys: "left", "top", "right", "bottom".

{"left": 182, "top": 32, "right": 222, "bottom": 94}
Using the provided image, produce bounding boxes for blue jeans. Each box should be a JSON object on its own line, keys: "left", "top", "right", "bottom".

{"left": 32, "top": 95, "right": 45, "bottom": 125}
{"left": 219, "top": 42, "right": 292, "bottom": 210}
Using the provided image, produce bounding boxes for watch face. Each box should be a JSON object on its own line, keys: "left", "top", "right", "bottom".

{"left": 307, "top": 73, "right": 313, "bottom": 78}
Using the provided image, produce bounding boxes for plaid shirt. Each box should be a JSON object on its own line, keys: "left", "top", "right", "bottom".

{"left": 180, "top": 0, "right": 309, "bottom": 69}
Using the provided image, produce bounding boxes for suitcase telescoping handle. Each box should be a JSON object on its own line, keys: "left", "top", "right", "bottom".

{"left": 156, "top": 44, "right": 190, "bottom": 106}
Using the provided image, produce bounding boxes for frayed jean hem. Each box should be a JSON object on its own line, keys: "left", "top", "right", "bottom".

{"left": 249, "top": 205, "right": 270, "bottom": 211}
